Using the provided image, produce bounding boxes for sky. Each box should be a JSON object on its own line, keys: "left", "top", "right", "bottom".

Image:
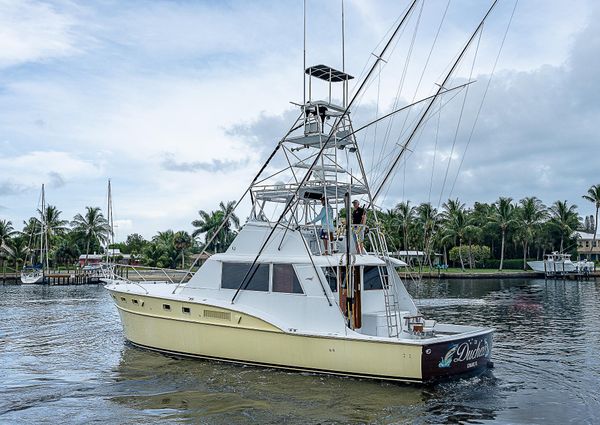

{"left": 0, "top": 0, "right": 598, "bottom": 242}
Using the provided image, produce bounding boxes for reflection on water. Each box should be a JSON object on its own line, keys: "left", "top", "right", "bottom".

{"left": 1, "top": 279, "right": 599, "bottom": 424}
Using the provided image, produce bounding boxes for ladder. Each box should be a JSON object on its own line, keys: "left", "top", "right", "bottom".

{"left": 379, "top": 265, "right": 400, "bottom": 337}
{"left": 369, "top": 227, "right": 401, "bottom": 338}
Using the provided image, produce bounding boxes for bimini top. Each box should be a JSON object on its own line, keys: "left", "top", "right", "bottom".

{"left": 305, "top": 65, "right": 354, "bottom": 82}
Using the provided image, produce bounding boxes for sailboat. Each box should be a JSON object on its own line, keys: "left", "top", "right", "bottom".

{"left": 21, "top": 184, "right": 49, "bottom": 284}
{"left": 105, "top": 1, "right": 500, "bottom": 383}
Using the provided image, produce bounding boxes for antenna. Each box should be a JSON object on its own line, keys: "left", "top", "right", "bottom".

{"left": 341, "top": 0, "right": 346, "bottom": 107}
{"left": 303, "top": 0, "right": 307, "bottom": 107}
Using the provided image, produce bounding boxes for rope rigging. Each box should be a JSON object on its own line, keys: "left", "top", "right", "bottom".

{"left": 448, "top": 0, "right": 519, "bottom": 199}
{"left": 436, "top": 25, "right": 484, "bottom": 210}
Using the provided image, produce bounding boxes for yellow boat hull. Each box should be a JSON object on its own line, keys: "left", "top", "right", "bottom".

{"left": 109, "top": 289, "right": 492, "bottom": 383}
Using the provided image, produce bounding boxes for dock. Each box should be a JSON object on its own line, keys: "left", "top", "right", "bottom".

{"left": 399, "top": 270, "right": 599, "bottom": 280}
{"left": 1, "top": 265, "right": 193, "bottom": 285}
{"left": 1, "top": 269, "right": 105, "bottom": 285}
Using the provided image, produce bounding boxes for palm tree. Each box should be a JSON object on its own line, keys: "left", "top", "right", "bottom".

{"left": 582, "top": 184, "right": 600, "bottom": 260}
{"left": 142, "top": 243, "right": 169, "bottom": 268}
{"left": 39, "top": 205, "right": 69, "bottom": 240}
{"left": 71, "top": 207, "right": 110, "bottom": 264}
{"left": 549, "top": 200, "right": 580, "bottom": 252}
{"left": 152, "top": 230, "right": 180, "bottom": 268}
{"left": 394, "top": 201, "right": 415, "bottom": 251}
{"left": 0, "top": 220, "right": 17, "bottom": 271}
{"left": 173, "top": 231, "right": 192, "bottom": 268}
{"left": 441, "top": 213, "right": 468, "bottom": 270}
{"left": 192, "top": 201, "right": 240, "bottom": 253}
{"left": 219, "top": 201, "right": 240, "bottom": 230}
{"left": 0, "top": 219, "right": 16, "bottom": 250}
{"left": 22, "top": 217, "right": 40, "bottom": 239}
{"left": 377, "top": 209, "right": 400, "bottom": 252}
{"left": 441, "top": 199, "right": 473, "bottom": 271}
{"left": 4, "top": 235, "right": 29, "bottom": 269}
{"left": 489, "top": 197, "right": 517, "bottom": 271}
{"left": 416, "top": 202, "right": 439, "bottom": 268}
{"left": 517, "top": 197, "right": 547, "bottom": 269}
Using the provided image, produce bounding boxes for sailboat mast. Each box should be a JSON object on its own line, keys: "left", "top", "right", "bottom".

{"left": 106, "top": 179, "right": 114, "bottom": 264}
{"left": 41, "top": 184, "right": 48, "bottom": 271}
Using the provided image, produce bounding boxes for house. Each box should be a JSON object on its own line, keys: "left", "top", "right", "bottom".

{"left": 390, "top": 250, "right": 442, "bottom": 266}
{"left": 575, "top": 231, "right": 600, "bottom": 261}
{"left": 78, "top": 248, "right": 137, "bottom": 267}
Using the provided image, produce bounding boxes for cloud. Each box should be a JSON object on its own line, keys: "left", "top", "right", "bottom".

{"left": 48, "top": 171, "right": 65, "bottom": 188}
{"left": 0, "top": 179, "right": 27, "bottom": 196}
{"left": 216, "top": 4, "right": 600, "bottom": 220}
{"left": 0, "top": 0, "right": 81, "bottom": 68}
{"left": 161, "top": 154, "right": 249, "bottom": 173}
{"left": 0, "top": 151, "right": 98, "bottom": 186}
{"left": 0, "top": 0, "right": 597, "bottom": 238}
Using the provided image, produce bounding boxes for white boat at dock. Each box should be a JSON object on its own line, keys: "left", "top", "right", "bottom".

{"left": 20, "top": 266, "right": 45, "bottom": 284}
{"left": 20, "top": 184, "right": 49, "bottom": 285}
{"left": 527, "top": 252, "right": 595, "bottom": 276}
{"left": 104, "top": 1, "right": 498, "bottom": 383}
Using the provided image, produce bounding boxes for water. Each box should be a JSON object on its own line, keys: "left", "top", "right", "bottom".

{"left": 1, "top": 279, "right": 599, "bottom": 424}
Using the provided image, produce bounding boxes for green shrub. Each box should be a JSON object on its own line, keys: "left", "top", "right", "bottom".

{"left": 481, "top": 258, "right": 532, "bottom": 269}
{"left": 448, "top": 245, "right": 491, "bottom": 267}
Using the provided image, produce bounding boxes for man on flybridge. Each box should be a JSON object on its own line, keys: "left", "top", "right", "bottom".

{"left": 309, "top": 196, "right": 335, "bottom": 254}
{"left": 352, "top": 200, "right": 367, "bottom": 254}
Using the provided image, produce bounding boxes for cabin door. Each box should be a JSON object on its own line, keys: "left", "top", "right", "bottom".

{"left": 339, "top": 265, "right": 362, "bottom": 329}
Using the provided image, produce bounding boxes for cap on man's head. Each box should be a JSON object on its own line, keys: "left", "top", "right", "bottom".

{"left": 352, "top": 200, "right": 359, "bottom": 205}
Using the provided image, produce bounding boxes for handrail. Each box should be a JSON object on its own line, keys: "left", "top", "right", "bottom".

{"left": 102, "top": 263, "right": 194, "bottom": 285}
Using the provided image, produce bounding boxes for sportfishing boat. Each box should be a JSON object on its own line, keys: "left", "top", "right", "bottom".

{"left": 21, "top": 184, "right": 49, "bottom": 284}
{"left": 528, "top": 252, "right": 595, "bottom": 275}
{"left": 105, "top": 1, "right": 498, "bottom": 383}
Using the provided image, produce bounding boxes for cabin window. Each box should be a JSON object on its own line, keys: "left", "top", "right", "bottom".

{"left": 363, "top": 266, "right": 383, "bottom": 290}
{"left": 322, "top": 267, "right": 338, "bottom": 292}
{"left": 120, "top": 297, "right": 127, "bottom": 302}
{"left": 162, "top": 304, "right": 171, "bottom": 311}
{"left": 132, "top": 299, "right": 139, "bottom": 305}
{"left": 272, "top": 264, "right": 304, "bottom": 294}
{"left": 182, "top": 306, "right": 191, "bottom": 314}
{"left": 221, "top": 262, "right": 269, "bottom": 292}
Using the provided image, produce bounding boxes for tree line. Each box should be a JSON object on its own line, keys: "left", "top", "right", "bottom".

{"left": 374, "top": 184, "right": 600, "bottom": 270}
{"left": 1, "top": 187, "right": 598, "bottom": 272}
{"left": 0, "top": 201, "right": 240, "bottom": 271}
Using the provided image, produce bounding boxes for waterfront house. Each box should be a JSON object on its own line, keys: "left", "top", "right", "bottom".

{"left": 575, "top": 231, "right": 600, "bottom": 261}
{"left": 78, "top": 248, "right": 136, "bottom": 266}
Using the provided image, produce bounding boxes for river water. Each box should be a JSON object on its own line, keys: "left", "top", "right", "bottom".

{"left": 1, "top": 278, "right": 599, "bottom": 424}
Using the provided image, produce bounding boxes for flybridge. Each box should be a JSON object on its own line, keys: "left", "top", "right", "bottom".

{"left": 249, "top": 62, "right": 368, "bottom": 212}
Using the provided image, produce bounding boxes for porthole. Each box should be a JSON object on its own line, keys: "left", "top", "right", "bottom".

{"left": 182, "top": 306, "right": 191, "bottom": 314}
{"left": 120, "top": 297, "right": 127, "bottom": 302}
{"left": 162, "top": 304, "right": 171, "bottom": 311}
{"left": 132, "top": 299, "right": 139, "bottom": 305}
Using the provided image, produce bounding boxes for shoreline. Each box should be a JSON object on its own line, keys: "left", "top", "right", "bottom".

{"left": 400, "top": 270, "right": 600, "bottom": 280}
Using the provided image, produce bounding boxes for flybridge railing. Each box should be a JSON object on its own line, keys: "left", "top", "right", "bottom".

{"left": 102, "top": 263, "right": 194, "bottom": 284}
{"left": 297, "top": 223, "right": 367, "bottom": 256}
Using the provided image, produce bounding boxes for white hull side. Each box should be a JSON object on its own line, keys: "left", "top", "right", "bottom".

{"left": 20, "top": 273, "right": 45, "bottom": 284}
{"left": 527, "top": 261, "right": 576, "bottom": 273}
